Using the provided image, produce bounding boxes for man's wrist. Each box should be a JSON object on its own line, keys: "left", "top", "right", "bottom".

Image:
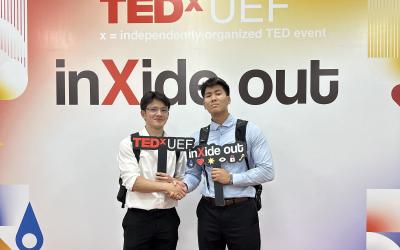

{"left": 160, "top": 182, "right": 171, "bottom": 192}
{"left": 183, "top": 182, "right": 189, "bottom": 191}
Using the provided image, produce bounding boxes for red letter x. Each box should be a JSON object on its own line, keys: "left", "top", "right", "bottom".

{"left": 185, "top": 0, "right": 203, "bottom": 11}
{"left": 102, "top": 59, "right": 139, "bottom": 105}
{"left": 197, "top": 147, "right": 205, "bottom": 157}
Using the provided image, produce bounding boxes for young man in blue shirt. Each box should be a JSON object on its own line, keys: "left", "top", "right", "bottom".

{"left": 183, "top": 77, "right": 275, "bottom": 250}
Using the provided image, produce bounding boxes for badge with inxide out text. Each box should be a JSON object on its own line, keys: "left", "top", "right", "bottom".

{"left": 187, "top": 142, "right": 247, "bottom": 167}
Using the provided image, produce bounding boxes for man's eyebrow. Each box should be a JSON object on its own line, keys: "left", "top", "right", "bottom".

{"left": 147, "top": 106, "right": 167, "bottom": 109}
{"left": 206, "top": 89, "right": 220, "bottom": 94}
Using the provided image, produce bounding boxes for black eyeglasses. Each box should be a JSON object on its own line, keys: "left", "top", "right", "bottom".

{"left": 146, "top": 107, "right": 169, "bottom": 115}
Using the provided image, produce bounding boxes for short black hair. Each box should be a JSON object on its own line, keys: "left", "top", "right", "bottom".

{"left": 200, "top": 77, "right": 230, "bottom": 97}
{"left": 140, "top": 91, "right": 171, "bottom": 111}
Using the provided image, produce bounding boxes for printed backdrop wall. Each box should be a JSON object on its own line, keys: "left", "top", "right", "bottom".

{"left": 1, "top": 0, "right": 400, "bottom": 249}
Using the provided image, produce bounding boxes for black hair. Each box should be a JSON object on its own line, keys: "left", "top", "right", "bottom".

{"left": 140, "top": 91, "right": 171, "bottom": 111}
{"left": 200, "top": 77, "right": 230, "bottom": 97}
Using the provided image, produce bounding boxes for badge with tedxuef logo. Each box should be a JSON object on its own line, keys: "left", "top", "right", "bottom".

{"left": 131, "top": 135, "right": 195, "bottom": 151}
{"left": 187, "top": 142, "right": 247, "bottom": 167}
{"left": 131, "top": 135, "right": 195, "bottom": 173}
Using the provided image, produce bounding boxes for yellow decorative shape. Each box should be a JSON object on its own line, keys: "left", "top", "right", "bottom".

{"left": 0, "top": 82, "right": 15, "bottom": 100}
{"left": 0, "top": 58, "right": 28, "bottom": 101}
{"left": 0, "top": 239, "right": 11, "bottom": 250}
{"left": 368, "top": 0, "right": 400, "bottom": 59}
{"left": 208, "top": 158, "right": 215, "bottom": 164}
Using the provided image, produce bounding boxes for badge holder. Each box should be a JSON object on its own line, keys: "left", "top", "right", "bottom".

{"left": 213, "top": 162, "right": 225, "bottom": 206}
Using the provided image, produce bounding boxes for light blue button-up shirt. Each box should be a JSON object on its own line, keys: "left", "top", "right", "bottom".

{"left": 184, "top": 114, "right": 274, "bottom": 198}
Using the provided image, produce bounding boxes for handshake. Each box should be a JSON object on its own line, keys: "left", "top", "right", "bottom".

{"left": 155, "top": 172, "right": 188, "bottom": 200}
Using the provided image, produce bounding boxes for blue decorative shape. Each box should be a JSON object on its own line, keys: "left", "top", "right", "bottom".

{"left": 0, "top": 189, "right": 6, "bottom": 226}
{"left": 15, "top": 202, "right": 44, "bottom": 250}
{"left": 0, "top": 210, "right": 4, "bottom": 226}
{"left": 379, "top": 232, "right": 400, "bottom": 246}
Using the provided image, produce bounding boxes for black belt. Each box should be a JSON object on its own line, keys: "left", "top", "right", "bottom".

{"left": 128, "top": 207, "right": 175, "bottom": 213}
{"left": 202, "top": 196, "right": 250, "bottom": 207}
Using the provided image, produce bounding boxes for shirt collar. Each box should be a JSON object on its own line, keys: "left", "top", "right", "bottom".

{"left": 210, "top": 114, "right": 235, "bottom": 130}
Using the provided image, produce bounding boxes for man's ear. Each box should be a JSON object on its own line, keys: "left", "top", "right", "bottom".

{"left": 140, "top": 110, "right": 145, "bottom": 118}
{"left": 228, "top": 96, "right": 231, "bottom": 104}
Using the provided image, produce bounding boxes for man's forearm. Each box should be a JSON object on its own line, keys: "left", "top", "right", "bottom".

{"left": 131, "top": 176, "right": 169, "bottom": 193}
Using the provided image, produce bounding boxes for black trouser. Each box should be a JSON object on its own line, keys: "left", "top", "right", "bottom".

{"left": 122, "top": 207, "right": 180, "bottom": 250}
{"left": 196, "top": 197, "right": 261, "bottom": 250}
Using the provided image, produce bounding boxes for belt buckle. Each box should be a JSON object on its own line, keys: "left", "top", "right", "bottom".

{"left": 224, "top": 198, "right": 235, "bottom": 206}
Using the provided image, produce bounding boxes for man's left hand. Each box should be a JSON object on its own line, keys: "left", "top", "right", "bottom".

{"left": 211, "top": 168, "right": 230, "bottom": 185}
{"left": 155, "top": 172, "right": 173, "bottom": 183}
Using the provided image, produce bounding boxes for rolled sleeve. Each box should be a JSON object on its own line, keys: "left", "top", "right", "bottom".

{"left": 232, "top": 123, "right": 275, "bottom": 186}
{"left": 118, "top": 137, "right": 140, "bottom": 191}
{"left": 183, "top": 132, "right": 202, "bottom": 192}
{"left": 183, "top": 166, "right": 202, "bottom": 192}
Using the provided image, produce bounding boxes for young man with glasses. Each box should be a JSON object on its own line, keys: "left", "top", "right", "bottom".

{"left": 183, "top": 77, "right": 275, "bottom": 250}
{"left": 118, "top": 91, "right": 187, "bottom": 250}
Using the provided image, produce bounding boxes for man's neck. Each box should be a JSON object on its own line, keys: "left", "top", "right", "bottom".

{"left": 211, "top": 112, "right": 230, "bottom": 125}
{"left": 145, "top": 125, "right": 164, "bottom": 137}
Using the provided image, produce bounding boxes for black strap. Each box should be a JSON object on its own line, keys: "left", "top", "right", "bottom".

{"left": 175, "top": 150, "right": 181, "bottom": 163}
{"left": 199, "top": 125, "right": 211, "bottom": 190}
{"left": 235, "top": 119, "right": 262, "bottom": 200}
{"left": 235, "top": 119, "right": 250, "bottom": 170}
{"left": 157, "top": 144, "right": 168, "bottom": 173}
{"left": 131, "top": 132, "right": 141, "bottom": 162}
{"left": 199, "top": 125, "right": 210, "bottom": 144}
{"left": 200, "top": 125, "right": 224, "bottom": 205}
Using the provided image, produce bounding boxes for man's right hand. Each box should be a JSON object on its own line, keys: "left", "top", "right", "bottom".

{"left": 164, "top": 181, "right": 187, "bottom": 200}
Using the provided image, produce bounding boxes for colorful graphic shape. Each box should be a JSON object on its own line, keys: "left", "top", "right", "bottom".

{"left": 392, "top": 84, "right": 400, "bottom": 107}
{"left": 15, "top": 203, "right": 43, "bottom": 250}
{"left": 367, "top": 232, "right": 400, "bottom": 250}
{"left": 0, "top": 0, "right": 28, "bottom": 101}
{"left": 0, "top": 239, "right": 11, "bottom": 250}
{"left": 367, "top": 189, "right": 400, "bottom": 249}
{"left": 367, "top": 189, "right": 400, "bottom": 232}
{"left": 0, "top": 185, "right": 29, "bottom": 226}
